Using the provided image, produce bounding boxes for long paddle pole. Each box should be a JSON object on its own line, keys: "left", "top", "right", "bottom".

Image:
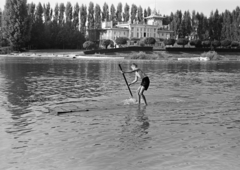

{"left": 118, "top": 64, "right": 133, "bottom": 98}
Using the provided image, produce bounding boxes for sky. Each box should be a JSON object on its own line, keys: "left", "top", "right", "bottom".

{"left": 0, "top": 0, "right": 240, "bottom": 16}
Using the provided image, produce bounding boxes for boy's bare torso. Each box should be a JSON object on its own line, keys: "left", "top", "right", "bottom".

{"left": 134, "top": 68, "right": 147, "bottom": 79}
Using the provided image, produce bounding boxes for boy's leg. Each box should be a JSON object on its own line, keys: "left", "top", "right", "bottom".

{"left": 137, "top": 86, "right": 141, "bottom": 104}
{"left": 139, "top": 86, "right": 147, "bottom": 106}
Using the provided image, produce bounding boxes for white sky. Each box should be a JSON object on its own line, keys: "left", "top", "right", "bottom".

{"left": 0, "top": 0, "right": 240, "bottom": 16}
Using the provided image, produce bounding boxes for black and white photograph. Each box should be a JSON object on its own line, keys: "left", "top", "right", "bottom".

{"left": 0, "top": 0, "right": 240, "bottom": 169}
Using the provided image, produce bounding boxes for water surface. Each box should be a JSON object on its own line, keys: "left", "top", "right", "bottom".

{"left": 1, "top": 57, "right": 240, "bottom": 170}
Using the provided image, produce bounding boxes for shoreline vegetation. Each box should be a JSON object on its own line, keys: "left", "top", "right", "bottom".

{"left": 2, "top": 0, "right": 240, "bottom": 53}
{"left": 1, "top": 49, "right": 240, "bottom": 61}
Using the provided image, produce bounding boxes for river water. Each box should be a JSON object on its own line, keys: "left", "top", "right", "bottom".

{"left": 0, "top": 57, "right": 240, "bottom": 170}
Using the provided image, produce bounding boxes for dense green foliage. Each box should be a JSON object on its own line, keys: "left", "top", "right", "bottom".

{"left": 194, "top": 40, "right": 202, "bottom": 47}
{"left": 143, "top": 37, "right": 156, "bottom": 45}
{"left": 2, "top": 1, "right": 86, "bottom": 50}
{"left": 177, "top": 38, "right": 189, "bottom": 47}
{"left": 3, "top": 0, "right": 31, "bottom": 50}
{"left": 221, "top": 39, "right": 232, "bottom": 47}
{"left": 88, "top": 2, "right": 94, "bottom": 29}
{"left": 2, "top": 0, "right": 240, "bottom": 51}
{"left": 231, "top": 41, "right": 239, "bottom": 48}
{"left": 110, "top": 4, "right": 116, "bottom": 26}
{"left": 202, "top": 40, "right": 211, "bottom": 48}
{"left": 164, "top": 39, "right": 176, "bottom": 46}
{"left": 212, "top": 40, "right": 221, "bottom": 48}
{"left": 101, "top": 39, "right": 114, "bottom": 49}
{"left": 116, "top": 3, "right": 122, "bottom": 22}
{"left": 102, "top": 3, "right": 109, "bottom": 22}
{"left": 189, "top": 40, "right": 202, "bottom": 47}
{"left": 83, "top": 41, "right": 95, "bottom": 50}
{"left": 130, "top": 4, "right": 137, "bottom": 23}
{"left": 170, "top": 7, "right": 240, "bottom": 42}
{"left": 123, "top": 3, "right": 130, "bottom": 22}
{"left": 94, "top": 4, "right": 101, "bottom": 29}
{"left": 116, "top": 37, "right": 129, "bottom": 45}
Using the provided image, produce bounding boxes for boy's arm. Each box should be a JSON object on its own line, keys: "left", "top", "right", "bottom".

{"left": 129, "top": 75, "right": 138, "bottom": 86}
{"left": 122, "top": 68, "right": 139, "bottom": 74}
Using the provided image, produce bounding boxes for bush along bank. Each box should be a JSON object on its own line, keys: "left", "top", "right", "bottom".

{"left": 165, "top": 39, "right": 240, "bottom": 52}
{"left": 0, "top": 47, "right": 13, "bottom": 54}
{"left": 124, "top": 51, "right": 229, "bottom": 61}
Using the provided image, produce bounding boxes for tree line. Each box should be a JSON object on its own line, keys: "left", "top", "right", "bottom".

{"left": 1, "top": 0, "right": 240, "bottom": 51}
{"left": 167, "top": 7, "right": 240, "bottom": 41}
{"left": 1, "top": 0, "right": 152, "bottom": 50}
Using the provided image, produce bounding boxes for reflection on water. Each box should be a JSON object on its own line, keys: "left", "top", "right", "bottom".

{"left": 0, "top": 57, "right": 240, "bottom": 170}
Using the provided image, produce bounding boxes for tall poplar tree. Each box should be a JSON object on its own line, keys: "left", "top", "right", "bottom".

{"left": 94, "top": 4, "right": 101, "bottom": 29}
{"left": 73, "top": 3, "right": 80, "bottom": 30}
{"left": 147, "top": 7, "right": 151, "bottom": 16}
{"left": 88, "top": 2, "right": 94, "bottom": 29}
{"left": 80, "top": 4, "right": 87, "bottom": 34}
{"left": 181, "top": 11, "right": 192, "bottom": 37}
{"left": 102, "top": 2, "right": 109, "bottom": 22}
{"left": 3, "top": 0, "right": 31, "bottom": 50}
{"left": 202, "top": 14, "right": 209, "bottom": 39}
{"left": 53, "top": 3, "right": 59, "bottom": 22}
{"left": 137, "top": 6, "right": 143, "bottom": 23}
{"left": 59, "top": 3, "right": 65, "bottom": 26}
{"left": 51, "top": 3, "right": 60, "bottom": 48}
{"left": 144, "top": 9, "right": 147, "bottom": 23}
{"left": 65, "top": 2, "right": 73, "bottom": 23}
{"left": 232, "top": 7, "right": 240, "bottom": 41}
{"left": 131, "top": 4, "right": 137, "bottom": 23}
{"left": 43, "top": 2, "right": 51, "bottom": 23}
{"left": 110, "top": 4, "right": 116, "bottom": 25}
{"left": 116, "top": 2, "right": 122, "bottom": 22}
{"left": 221, "top": 10, "right": 232, "bottom": 40}
{"left": 123, "top": 3, "right": 130, "bottom": 22}
{"left": 28, "top": 2, "right": 35, "bottom": 21}
{"left": 30, "top": 2, "right": 44, "bottom": 48}
{"left": 212, "top": 10, "right": 222, "bottom": 40}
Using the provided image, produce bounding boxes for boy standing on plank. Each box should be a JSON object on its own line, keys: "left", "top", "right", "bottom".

{"left": 120, "top": 63, "right": 150, "bottom": 106}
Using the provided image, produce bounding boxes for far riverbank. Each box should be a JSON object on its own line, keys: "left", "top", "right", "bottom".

{"left": 1, "top": 49, "right": 240, "bottom": 61}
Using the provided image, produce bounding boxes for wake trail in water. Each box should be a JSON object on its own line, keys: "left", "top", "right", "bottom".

{"left": 123, "top": 98, "right": 138, "bottom": 105}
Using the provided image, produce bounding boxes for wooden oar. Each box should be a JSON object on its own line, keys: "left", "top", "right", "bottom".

{"left": 119, "top": 64, "right": 133, "bottom": 98}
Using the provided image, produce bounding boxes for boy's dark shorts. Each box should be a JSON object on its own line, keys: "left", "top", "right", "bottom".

{"left": 141, "top": 77, "right": 150, "bottom": 90}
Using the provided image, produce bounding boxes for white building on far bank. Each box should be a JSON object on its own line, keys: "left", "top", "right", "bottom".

{"left": 101, "top": 11, "right": 173, "bottom": 45}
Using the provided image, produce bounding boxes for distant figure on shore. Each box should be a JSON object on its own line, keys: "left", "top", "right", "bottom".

{"left": 120, "top": 63, "right": 150, "bottom": 106}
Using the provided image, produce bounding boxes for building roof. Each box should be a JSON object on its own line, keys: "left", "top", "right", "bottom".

{"left": 144, "top": 13, "right": 165, "bottom": 20}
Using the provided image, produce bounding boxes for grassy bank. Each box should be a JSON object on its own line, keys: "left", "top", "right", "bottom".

{"left": 115, "top": 51, "right": 240, "bottom": 61}
{"left": 26, "top": 49, "right": 84, "bottom": 55}
{"left": 2, "top": 49, "right": 240, "bottom": 61}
